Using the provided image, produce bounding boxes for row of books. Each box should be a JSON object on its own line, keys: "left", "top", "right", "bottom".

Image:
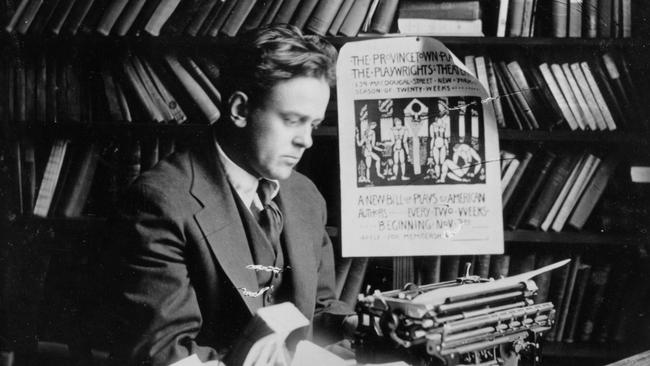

{"left": 1, "top": 0, "right": 634, "bottom": 38}
{"left": 500, "top": 148, "right": 618, "bottom": 232}
{"left": 2, "top": 136, "right": 173, "bottom": 220}
{"left": 464, "top": 51, "right": 647, "bottom": 131}
{"left": 0, "top": 49, "right": 222, "bottom": 126}
{"left": 499, "top": 0, "right": 632, "bottom": 38}
{"left": 376, "top": 249, "right": 650, "bottom": 345}
{"left": 1, "top": 0, "right": 401, "bottom": 37}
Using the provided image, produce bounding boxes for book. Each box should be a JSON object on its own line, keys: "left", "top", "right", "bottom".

{"left": 551, "top": 153, "right": 601, "bottom": 232}
{"left": 622, "top": 0, "right": 631, "bottom": 37}
{"left": 197, "top": 0, "right": 225, "bottom": 35}
{"left": 28, "top": 0, "right": 60, "bottom": 34}
{"left": 142, "top": 58, "right": 187, "bottom": 124}
{"left": 397, "top": 18, "right": 483, "bottom": 36}
{"left": 616, "top": 53, "right": 646, "bottom": 129}
{"left": 551, "top": 0, "right": 568, "bottom": 37}
{"left": 207, "top": 0, "right": 235, "bottom": 36}
{"left": 496, "top": 61, "right": 537, "bottom": 129}
{"left": 260, "top": 0, "right": 283, "bottom": 26}
{"left": 35, "top": 52, "right": 46, "bottom": 123}
{"left": 505, "top": 150, "right": 556, "bottom": 230}
{"left": 33, "top": 139, "right": 69, "bottom": 217}
{"left": 184, "top": 56, "right": 221, "bottom": 106}
{"left": 185, "top": 0, "right": 220, "bottom": 36}
{"left": 440, "top": 256, "right": 460, "bottom": 281}
{"left": 524, "top": 154, "right": 576, "bottom": 229}
{"left": 305, "top": 0, "right": 343, "bottom": 36}
{"left": 464, "top": 55, "right": 476, "bottom": 77}
{"left": 495, "top": 0, "right": 509, "bottom": 37}
{"left": 582, "top": 0, "right": 597, "bottom": 37}
{"left": 131, "top": 54, "right": 175, "bottom": 122}
{"left": 240, "top": 0, "right": 275, "bottom": 33}
{"left": 598, "top": 0, "right": 612, "bottom": 37}
{"left": 579, "top": 61, "right": 617, "bottom": 130}
{"left": 493, "top": 61, "right": 525, "bottom": 129}
{"left": 563, "top": 262, "right": 592, "bottom": 342}
{"left": 272, "top": 0, "right": 300, "bottom": 24}
{"left": 553, "top": 254, "right": 581, "bottom": 341}
{"left": 538, "top": 63, "right": 578, "bottom": 130}
{"left": 5, "top": 0, "right": 29, "bottom": 33}
{"left": 368, "top": 0, "right": 397, "bottom": 34}
{"left": 48, "top": 0, "right": 78, "bottom": 34}
{"left": 508, "top": 252, "right": 535, "bottom": 275}
{"left": 521, "top": 60, "right": 564, "bottom": 129}
{"left": 393, "top": 257, "right": 415, "bottom": 289}
{"left": 567, "top": 155, "right": 619, "bottom": 230}
{"left": 506, "top": 0, "right": 525, "bottom": 36}
{"left": 338, "top": 0, "right": 370, "bottom": 37}
{"left": 127, "top": 0, "right": 162, "bottom": 36}
{"left": 339, "top": 257, "right": 369, "bottom": 306}
{"left": 143, "top": 0, "right": 181, "bottom": 36}
{"left": 160, "top": 0, "right": 205, "bottom": 36}
{"left": 612, "top": 0, "right": 621, "bottom": 38}
{"left": 533, "top": 253, "right": 554, "bottom": 303}
{"left": 112, "top": 0, "right": 146, "bottom": 36}
{"left": 488, "top": 254, "right": 510, "bottom": 279}
{"left": 101, "top": 65, "right": 125, "bottom": 121}
{"left": 502, "top": 150, "right": 532, "bottom": 206}
{"left": 360, "top": 0, "right": 379, "bottom": 33}
{"left": 120, "top": 55, "right": 165, "bottom": 123}
{"left": 519, "top": 0, "right": 535, "bottom": 37}
{"left": 327, "top": 0, "right": 354, "bottom": 35}
{"left": 484, "top": 57, "right": 505, "bottom": 128}
{"left": 54, "top": 143, "right": 100, "bottom": 217}
{"left": 79, "top": 0, "right": 111, "bottom": 34}
{"left": 474, "top": 255, "right": 491, "bottom": 278}
{"left": 567, "top": 0, "right": 582, "bottom": 37}
{"left": 219, "top": 0, "right": 256, "bottom": 37}
{"left": 570, "top": 62, "right": 607, "bottom": 130}
{"left": 578, "top": 263, "right": 611, "bottom": 342}
{"left": 397, "top": 0, "right": 481, "bottom": 20}
{"left": 550, "top": 63, "right": 586, "bottom": 130}
{"left": 589, "top": 58, "right": 627, "bottom": 129}
{"left": 289, "top": 0, "right": 319, "bottom": 29}
{"left": 96, "top": 0, "right": 130, "bottom": 35}
{"left": 562, "top": 62, "right": 595, "bottom": 130}
{"left": 539, "top": 153, "right": 586, "bottom": 231}
{"left": 63, "top": 0, "right": 95, "bottom": 35}
{"left": 416, "top": 256, "right": 441, "bottom": 284}
{"left": 544, "top": 253, "right": 571, "bottom": 341}
{"left": 163, "top": 54, "right": 220, "bottom": 124}
{"left": 15, "top": 0, "right": 43, "bottom": 34}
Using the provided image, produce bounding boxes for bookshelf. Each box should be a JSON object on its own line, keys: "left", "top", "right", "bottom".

{"left": 0, "top": 1, "right": 649, "bottom": 366}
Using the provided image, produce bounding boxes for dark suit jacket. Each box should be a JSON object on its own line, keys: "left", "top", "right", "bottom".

{"left": 108, "top": 139, "right": 350, "bottom": 366}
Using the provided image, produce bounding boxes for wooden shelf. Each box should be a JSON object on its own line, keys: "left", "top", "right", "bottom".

{"left": 505, "top": 230, "right": 649, "bottom": 246}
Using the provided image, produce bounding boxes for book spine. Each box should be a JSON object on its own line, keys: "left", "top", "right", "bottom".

{"left": 207, "top": 0, "right": 235, "bottom": 36}
{"left": 488, "top": 254, "right": 510, "bottom": 279}
{"left": 261, "top": 0, "right": 284, "bottom": 26}
{"left": 540, "top": 153, "right": 585, "bottom": 231}
{"left": 185, "top": 57, "right": 222, "bottom": 105}
{"left": 485, "top": 57, "right": 505, "bottom": 128}
{"left": 59, "top": 143, "right": 100, "bottom": 217}
{"left": 416, "top": 256, "right": 441, "bottom": 284}
{"left": 533, "top": 253, "right": 554, "bottom": 303}
{"left": 567, "top": 156, "right": 618, "bottom": 229}
{"left": 554, "top": 255, "right": 582, "bottom": 341}
{"left": 144, "top": 0, "right": 182, "bottom": 36}
{"left": 538, "top": 63, "right": 578, "bottom": 130}
{"left": 579, "top": 263, "right": 612, "bottom": 342}
{"left": 550, "top": 63, "right": 585, "bottom": 129}
{"left": 598, "top": 0, "right": 613, "bottom": 37}
{"left": 305, "top": 0, "right": 344, "bottom": 36}
{"left": 368, "top": 0, "right": 398, "bottom": 34}
{"left": 198, "top": 0, "right": 225, "bottom": 35}
{"left": 112, "top": 0, "right": 146, "bottom": 36}
{"left": 519, "top": 0, "right": 534, "bottom": 37}
{"left": 338, "top": 0, "right": 370, "bottom": 37}
{"left": 273, "top": 0, "right": 300, "bottom": 24}
{"left": 570, "top": 62, "right": 607, "bottom": 130}
{"left": 65, "top": 0, "right": 96, "bottom": 35}
{"left": 219, "top": 0, "right": 256, "bottom": 37}
{"left": 33, "top": 139, "right": 69, "bottom": 217}
{"left": 185, "top": 0, "right": 220, "bottom": 36}
{"left": 49, "top": 0, "right": 78, "bottom": 35}
{"left": 551, "top": 0, "right": 568, "bottom": 37}
{"left": 622, "top": 0, "right": 631, "bottom": 37}
{"left": 398, "top": 0, "right": 481, "bottom": 20}
{"left": 5, "top": 0, "right": 29, "bottom": 33}
{"left": 612, "top": 0, "right": 620, "bottom": 37}
{"left": 502, "top": 150, "right": 532, "bottom": 206}
{"left": 240, "top": 0, "right": 274, "bottom": 32}
{"left": 16, "top": 0, "right": 43, "bottom": 34}
{"left": 567, "top": 0, "right": 582, "bottom": 37}
{"left": 120, "top": 56, "right": 164, "bottom": 123}
{"left": 562, "top": 63, "right": 593, "bottom": 129}
{"left": 397, "top": 18, "right": 483, "bottom": 37}
{"left": 498, "top": 61, "right": 537, "bottom": 129}
{"left": 142, "top": 59, "right": 187, "bottom": 124}
{"left": 327, "top": 0, "right": 354, "bottom": 35}
{"left": 507, "top": 0, "right": 525, "bottom": 36}
{"left": 583, "top": 0, "right": 597, "bottom": 37}
{"left": 525, "top": 154, "right": 576, "bottom": 229}
{"left": 289, "top": 0, "right": 319, "bottom": 29}
{"left": 163, "top": 54, "right": 220, "bottom": 124}
{"left": 97, "top": 0, "right": 130, "bottom": 35}
{"left": 495, "top": 0, "right": 510, "bottom": 37}
{"left": 564, "top": 263, "right": 592, "bottom": 343}
{"left": 551, "top": 154, "right": 601, "bottom": 232}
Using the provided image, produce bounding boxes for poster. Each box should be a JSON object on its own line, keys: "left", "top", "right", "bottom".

{"left": 337, "top": 37, "right": 503, "bottom": 257}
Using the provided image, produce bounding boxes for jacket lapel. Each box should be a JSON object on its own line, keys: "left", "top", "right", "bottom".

{"left": 189, "top": 142, "right": 261, "bottom": 315}
{"left": 277, "top": 183, "right": 318, "bottom": 319}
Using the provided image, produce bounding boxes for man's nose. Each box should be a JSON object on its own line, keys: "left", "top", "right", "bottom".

{"left": 293, "top": 125, "right": 313, "bottom": 149}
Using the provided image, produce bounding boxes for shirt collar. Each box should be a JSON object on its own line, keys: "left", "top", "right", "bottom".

{"left": 215, "top": 140, "right": 280, "bottom": 211}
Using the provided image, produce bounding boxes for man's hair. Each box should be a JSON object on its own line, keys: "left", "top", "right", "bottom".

{"left": 220, "top": 24, "right": 337, "bottom": 107}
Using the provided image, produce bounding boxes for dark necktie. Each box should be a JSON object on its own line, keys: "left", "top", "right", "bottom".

{"left": 257, "top": 179, "right": 283, "bottom": 255}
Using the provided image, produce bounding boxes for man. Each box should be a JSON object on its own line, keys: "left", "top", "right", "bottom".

{"left": 107, "top": 25, "right": 353, "bottom": 366}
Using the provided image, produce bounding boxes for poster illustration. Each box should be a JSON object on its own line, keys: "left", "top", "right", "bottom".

{"left": 337, "top": 37, "right": 503, "bottom": 257}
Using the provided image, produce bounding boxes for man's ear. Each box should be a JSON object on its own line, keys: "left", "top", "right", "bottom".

{"left": 228, "top": 91, "right": 249, "bottom": 128}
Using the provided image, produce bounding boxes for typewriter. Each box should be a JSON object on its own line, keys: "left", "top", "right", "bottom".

{"left": 354, "top": 260, "right": 570, "bottom": 366}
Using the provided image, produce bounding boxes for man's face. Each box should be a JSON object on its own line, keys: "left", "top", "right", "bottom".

{"left": 243, "top": 76, "right": 330, "bottom": 180}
